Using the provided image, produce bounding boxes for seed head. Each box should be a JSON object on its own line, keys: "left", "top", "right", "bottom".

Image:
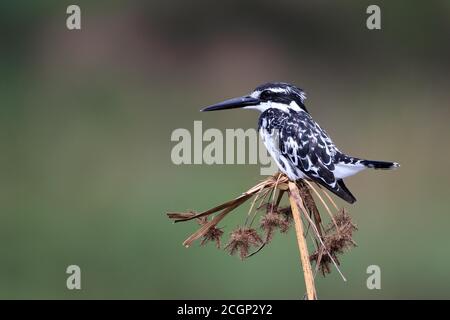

{"left": 225, "top": 227, "right": 263, "bottom": 260}
{"left": 310, "top": 208, "right": 357, "bottom": 276}
{"left": 260, "top": 205, "right": 291, "bottom": 242}
{"left": 197, "top": 217, "right": 224, "bottom": 248}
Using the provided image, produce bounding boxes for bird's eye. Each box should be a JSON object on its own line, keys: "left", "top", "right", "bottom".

{"left": 260, "top": 90, "right": 271, "bottom": 100}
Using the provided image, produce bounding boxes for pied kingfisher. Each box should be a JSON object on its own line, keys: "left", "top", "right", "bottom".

{"left": 201, "top": 82, "right": 399, "bottom": 204}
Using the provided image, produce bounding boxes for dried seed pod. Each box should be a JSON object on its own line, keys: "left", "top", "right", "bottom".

{"left": 260, "top": 207, "right": 291, "bottom": 243}
{"left": 225, "top": 227, "right": 263, "bottom": 260}
{"left": 197, "top": 217, "right": 224, "bottom": 248}
{"left": 310, "top": 208, "right": 357, "bottom": 276}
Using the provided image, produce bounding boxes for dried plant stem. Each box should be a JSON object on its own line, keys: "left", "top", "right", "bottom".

{"left": 288, "top": 181, "right": 317, "bottom": 300}
{"left": 295, "top": 192, "right": 347, "bottom": 282}
{"left": 245, "top": 184, "right": 266, "bottom": 225}
{"left": 182, "top": 196, "right": 250, "bottom": 247}
{"left": 168, "top": 173, "right": 356, "bottom": 298}
{"left": 304, "top": 180, "right": 339, "bottom": 230}
{"left": 318, "top": 185, "right": 339, "bottom": 211}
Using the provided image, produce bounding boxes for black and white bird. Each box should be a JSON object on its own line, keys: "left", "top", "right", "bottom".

{"left": 201, "top": 82, "right": 399, "bottom": 204}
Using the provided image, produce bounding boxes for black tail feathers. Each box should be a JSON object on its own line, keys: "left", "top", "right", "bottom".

{"left": 312, "top": 177, "right": 357, "bottom": 204}
{"left": 306, "top": 155, "right": 399, "bottom": 205}
{"left": 360, "top": 160, "right": 400, "bottom": 170}
{"left": 336, "top": 179, "right": 357, "bottom": 204}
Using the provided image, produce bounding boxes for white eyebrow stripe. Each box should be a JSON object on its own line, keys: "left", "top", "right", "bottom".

{"left": 268, "top": 88, "right": 287, "bottom": 93}
{"left": 250, "top": 86, "right": 307, "bottom": 104}
{"left": 250, "top": 91, "right": 260, "bottom": 98}
{"left": 250, "top": 87, "right": 287, "bottom": 97}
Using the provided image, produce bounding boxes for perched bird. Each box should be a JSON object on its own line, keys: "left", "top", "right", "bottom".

{"left": 201, "top": 82, "right": 399, "bottom": 204}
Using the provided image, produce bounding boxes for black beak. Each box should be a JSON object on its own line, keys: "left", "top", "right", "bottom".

{"left": 200, "top": 96, "right": 260, "bottom": 112}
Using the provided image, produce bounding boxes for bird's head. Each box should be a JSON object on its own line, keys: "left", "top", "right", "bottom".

{"left": 201, "top": 82, "right": 308, "bottom": 113}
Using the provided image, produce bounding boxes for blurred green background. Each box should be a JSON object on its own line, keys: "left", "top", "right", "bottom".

{"left": 1, "top": 1, "right": 450, "bottom": 299}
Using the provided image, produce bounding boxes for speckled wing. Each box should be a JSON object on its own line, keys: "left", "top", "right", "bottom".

{"left": 279, "top": 111, "right": 357, "bottom": 204}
